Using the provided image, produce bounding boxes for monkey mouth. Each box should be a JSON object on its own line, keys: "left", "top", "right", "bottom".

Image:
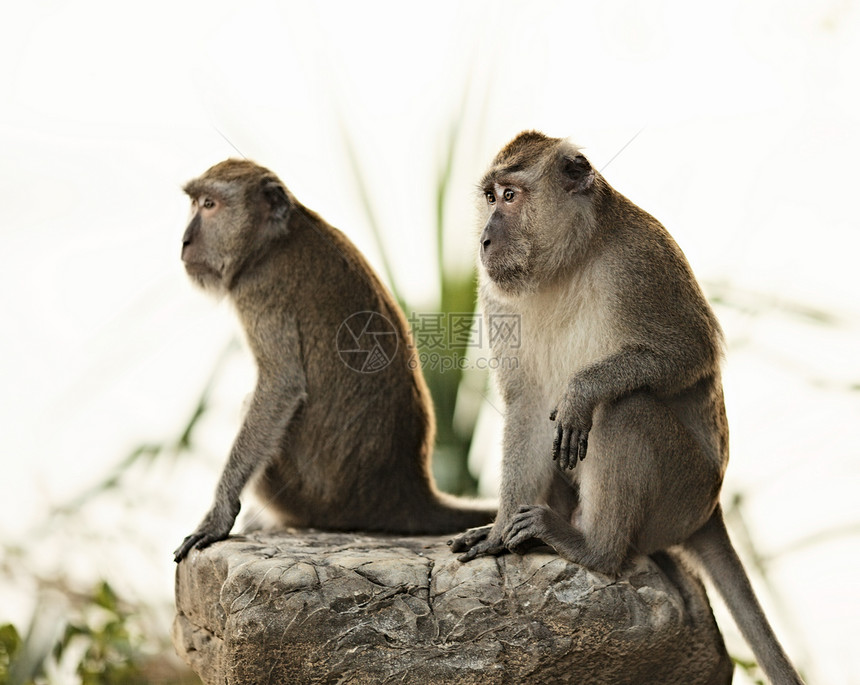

{"left": 184, "top": 261, "right": 221, "bottom": 278}
{"left": 481, "top": 248, "right": 530, "bottom": 290}
{"left": 482, "top": 260, "right": 529, "bottom": 292}
{"left": 183, "top": 262, "right": 224, "bottom": 290}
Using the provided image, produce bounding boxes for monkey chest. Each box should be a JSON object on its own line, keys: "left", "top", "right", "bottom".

{"left": 494, "top": 307, "right": 613, "bottom": 404}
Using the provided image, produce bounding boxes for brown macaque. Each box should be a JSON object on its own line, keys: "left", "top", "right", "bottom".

{"left": 449, "top": 131, "right": 803, "bottom": 685}
{"left": 174, "top": 159, "right": 494, "bottom": 562}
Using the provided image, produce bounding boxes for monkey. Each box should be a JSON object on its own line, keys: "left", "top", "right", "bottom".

{"left": 448, "top": 131, "right": 804, "bottom": 685}
{"left": 173, "top": 159, "right": 495, "bottom": 563}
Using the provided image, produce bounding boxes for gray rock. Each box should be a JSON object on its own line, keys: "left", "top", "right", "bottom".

{"left": 173, "top": 530, "right": 732, "bottom": 685}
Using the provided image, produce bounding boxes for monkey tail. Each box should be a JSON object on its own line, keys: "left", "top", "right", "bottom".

{"left": 405, "top": 492, "right": 497, "bottom": 535}
{"left": 684, "top": 507, "right": 805, "bottom": 685}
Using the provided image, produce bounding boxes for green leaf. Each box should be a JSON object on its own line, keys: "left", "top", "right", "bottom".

{"left": 0, "top": 623, "right": 23, "bottom": 681}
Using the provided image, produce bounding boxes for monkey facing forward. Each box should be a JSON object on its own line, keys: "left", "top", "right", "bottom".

{"left": 174, "top": 159, "right": 494, "bottom": 563}
{"left": 449, "top": 131, "right": 803, "bottom": 685}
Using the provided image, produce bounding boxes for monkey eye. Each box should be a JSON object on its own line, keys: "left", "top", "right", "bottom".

{"left": 202, "top": 198, "right": 215, "bottom": 210}
{"left": 503, "top": 189, "right": 515, "bottom": 202}
{"left": 486, "top": 191, "right": 496, "bottom": 205}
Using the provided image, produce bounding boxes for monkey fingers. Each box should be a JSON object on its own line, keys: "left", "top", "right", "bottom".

{"left": 560, "top": 427, "right": 574, "bottom": 469}
{"left": 576, "top": 432, "right": 589, "bottom": 463}
{"left": 174, "top": 531, "right": 219, "bottom": 563}
{"left": 551, "top": 424, "right": 563, "bottom": 463}
{"left": 559, "top": 428, "right": 589, "bottom": 470}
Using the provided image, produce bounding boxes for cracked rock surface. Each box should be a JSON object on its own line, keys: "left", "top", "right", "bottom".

{"left": 173, "top": 530, "right": 731, "bottom": 685}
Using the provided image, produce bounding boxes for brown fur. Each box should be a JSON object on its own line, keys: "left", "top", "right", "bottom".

{"left": 174, "top": 159, "right": 494, "bottom": 562}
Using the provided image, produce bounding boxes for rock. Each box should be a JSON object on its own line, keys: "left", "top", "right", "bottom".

{"left": 173, "top": 530, "right": 732, "bottom": 685}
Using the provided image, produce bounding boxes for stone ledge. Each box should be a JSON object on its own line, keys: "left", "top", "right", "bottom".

{"left": 173, "top": 530, "right": 731, "bottom": 685}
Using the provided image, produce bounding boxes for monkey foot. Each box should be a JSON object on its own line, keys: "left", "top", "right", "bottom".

{"left": 502, "top": 504, "right": 563, "bottom": 551}
{"left": 448, "top": 524, "right": 507, "bottom": 562}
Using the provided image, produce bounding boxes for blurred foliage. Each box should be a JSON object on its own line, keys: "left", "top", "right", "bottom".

{"left": 707, "top": 280, "right": 843, "bottom": 327}
{"left": 0, "top": 370, "right": 217, "bottom": 685}
{"left": 707, "top": 280, "right": 860, "bottom": 393}
{"left": 0, "top": 579, "right": 200, "bottom": 685}
{"left": 341, "top": 102, "right": 485, "bottom": 495}
{"left": 49, "top": 341, "right": 237, "bottom": 522}
{"left": 0, "top": 624, "right": 22, "bottom": 683}
{"left": 725, "top": 493, "right": 813, "bottom": 685}
{"left": 731, "top": 654, "right": 766, "bottom": 685}
{"left": 426, "top": 110, "right": 485, "bottom": 495}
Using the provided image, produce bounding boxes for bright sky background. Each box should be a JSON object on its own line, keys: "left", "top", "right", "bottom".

{"left": 2, "top": 1, "right": 859, "bottom": 683}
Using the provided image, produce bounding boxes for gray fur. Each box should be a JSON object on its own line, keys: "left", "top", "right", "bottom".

{"left": 450, "top": 132, "right": 803, "bottom": 685}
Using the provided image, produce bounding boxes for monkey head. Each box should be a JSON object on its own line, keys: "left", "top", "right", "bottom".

{"left": 478, "top": 131, "right": 598, "bottom": 295}
{"left": 181, "top": 159, "right": 293, "bottom": 294}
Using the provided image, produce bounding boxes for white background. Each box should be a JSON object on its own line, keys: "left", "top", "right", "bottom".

{"left": 1, "top": 1, "right": 859, "bottom": 683}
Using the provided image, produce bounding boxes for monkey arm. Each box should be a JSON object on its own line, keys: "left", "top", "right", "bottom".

{"left": 174, "top": 319, "right": 307, "bottom": 563}
{"left": 173, "top": 377, "right": 307, "bottom": 562}
{"left": 576, "top": 342, "right": 714, "bottom": 401}
{"left": 552, "top": 344, "right": 715, "bottom": 469}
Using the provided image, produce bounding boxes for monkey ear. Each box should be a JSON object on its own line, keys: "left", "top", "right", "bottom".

{"left": 262, "top": 179, "right": 292, "bottom": 224}
{"left": 560, "top": 155, "right": 594, "bottom": 194}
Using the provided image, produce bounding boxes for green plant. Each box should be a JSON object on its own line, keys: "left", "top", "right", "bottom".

{"left": 339, "top": 107, "right": 486, "bottom": 495}
{"left": 1, "top": 581, "right": 199, "bottom": 685}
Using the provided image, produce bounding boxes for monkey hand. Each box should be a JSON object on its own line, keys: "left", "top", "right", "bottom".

{"left": 448, "top": 524, "right": 507, "bottom": 562}
{"left": 173, "top": 502, "right": 240, "bottom": 563}
{"left": 550, "top": 392, "right": 593, "bottom": 469}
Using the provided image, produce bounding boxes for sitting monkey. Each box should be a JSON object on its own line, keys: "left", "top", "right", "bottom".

{"left": 450, "top": 131, "right": 803, "bottom": 685}
{"left": 174, "top": 159, "right": 494, "bottom": 562}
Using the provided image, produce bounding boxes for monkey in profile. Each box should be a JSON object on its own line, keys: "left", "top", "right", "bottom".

{"left": 174, "top": 159, "right": 494, "bottom": 563}
{"left": 449, "top": 131, "right": 803, "bottom": 685}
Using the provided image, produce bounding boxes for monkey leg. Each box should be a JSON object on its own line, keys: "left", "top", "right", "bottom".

{"left": 452, "top": 398, "right": 558, "bottom": 562}
{"left": 504, "top": 391, "right": 721, "bottom": 575}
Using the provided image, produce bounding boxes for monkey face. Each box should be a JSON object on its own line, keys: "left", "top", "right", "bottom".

{"left": 181, "top": 192, "right": 240, "bottom": 294}
{"left": 477, "top": 132, "right": 599, "bottom": 295}
{"left": 478, "top": 181, "right": 533, "bottom": 292}
{"left": 181, "top": 160, "right": 293, "bottom": 294}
